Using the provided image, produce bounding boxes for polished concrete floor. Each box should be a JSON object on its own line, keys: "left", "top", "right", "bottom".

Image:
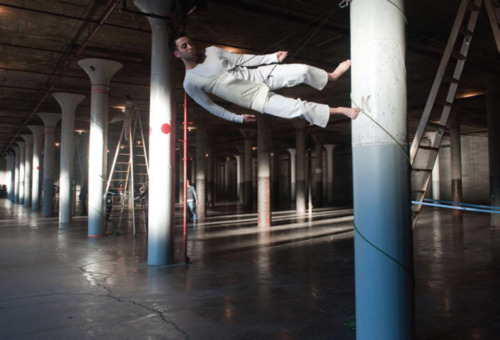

{"left": 0, "top": 199, "right": 499, "bottom": 339}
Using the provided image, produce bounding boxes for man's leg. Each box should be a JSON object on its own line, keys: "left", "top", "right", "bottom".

{"left": 263, "top": 93, "right": 360, "bottom": 128}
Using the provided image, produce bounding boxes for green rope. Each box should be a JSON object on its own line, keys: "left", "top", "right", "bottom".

{"left": 351, "top": 96, "right": 410, "bottom": 164}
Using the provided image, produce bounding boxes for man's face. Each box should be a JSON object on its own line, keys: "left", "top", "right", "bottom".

{"left": 174, "top": 36, "right": 196, "bottom": 62}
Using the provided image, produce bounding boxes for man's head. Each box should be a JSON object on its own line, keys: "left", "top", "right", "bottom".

{"left": 169, "top": 32, "right": 196, "bottom": 64}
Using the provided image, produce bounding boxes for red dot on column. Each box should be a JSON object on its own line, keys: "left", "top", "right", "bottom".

{"left": 149, "top": 127, "right": 152, "bottom": 136}
{"left": 36, "top": 166, "right": 39, "bottom": 170}
{"left": 161, "top": 123, "right": 171, "bottom": 135}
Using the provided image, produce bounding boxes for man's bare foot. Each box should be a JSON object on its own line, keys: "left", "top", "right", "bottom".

{"left": 329, "top": 107, "right": 360, "bottom": 120}
{"left": 328, "top": 59, "right": 351, "bottom": 81}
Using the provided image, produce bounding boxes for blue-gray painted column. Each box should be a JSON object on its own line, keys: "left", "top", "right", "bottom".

{"left": 487, "top": 78, "right": 500, "bottom": 227}
{"left": 16, "top": 141, "right": 25, "bottom": 204}
{"left": 78, "top": 59, "right": 122, "bottom": 237}
{"left": 28, "top": 125, "right": 44, "bottom": 211}
{"left": 12, "top": 146, "right": 20, "bottom": 203}
{"left": 351, "top": 0, "right": 414, "bottom": 338}
{"left": 21, "top": 134, "right": 33, "bottom": 207}
{"left": 39, "top": 113, "right": 61, "bottom": 217}
{"left": 134, "top": 0, "right": 175, "bottom": 265}
{"left": 53, "top": 92, "right": 86, "bottom": 226}
{"left": 294, "top": 121, "right": 306, "bottom": 214}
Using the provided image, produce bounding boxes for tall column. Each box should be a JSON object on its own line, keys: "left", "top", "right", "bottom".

{"left": 427, "top": 132, "right": 441, "bottom": 200}
{"left": 240, "top": 129, "right": 255, "bottom": 207}
{"left": 313, "top": 133, "right": 324, "bottom": 208}
{"left": 53, "top": 92, "right": 86, "bottom": 225}
{"left": 12, "top": 147, "right": 20, "bottom": 202}
{"left": 234, "top": 154, "right": 242, "bottom": 201}
{"left": 287, "top": 148, "right": 296, "bottom": 201}
{"left": 178, "top": 152, "right": 184, "bottom": 204}
{"left": 28, "top": 126, "right": 44, "bottom": 211}
{"left": 134, "top": 0, "right": 175, "bottom": 265}
{"left": 16, "top": 141, "right": 25, "bottom": 204}
{"left": 487, "top": 78, "right": 500, "bottom": 227}
{"left": 351, "top": 1, "right": 414, "bottom": 338}
{"left": 450, "top": 116, "right": 463, "bottom": 219}
{"left": 21, "top": 135, "right": 33, "bottom": 207}
{"left": 196, "top": 118, "right": 207, "bottom": 220}
{"left": 324, "top": 144, "right": 336, "bottom": 204}
{"left": 38, "top": 113, "right": 61, "bottom": 217}
{"left": 207, "top": 146, "right": 214, "bottom": 206}
{"left": 271, "top": 148, "right": 280, "bottom": 208}
{"left": 258, "top": 114, "right": 272, "bottom": 227}
{"left": 294, "top": 122, "right": 306, "bottom": 214}
{"left": 6, "top": 154, "right": 13, "bottom": 201}
{"left": 78, "top": 59, "right": 122, "bottom": 236}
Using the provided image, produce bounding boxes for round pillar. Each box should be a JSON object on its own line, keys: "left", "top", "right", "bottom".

{"left": 487, "top": 78, "right": 500, "bottom": 227}
{"left": 196, "top": 118, "right": 207, "bottom": 220}
{"left": 134, "top": 0, "right": 175, "bottom": 265}
{"left": 28, "top": 125, "right": 44, "bottom": 211}
{"left": 351, "top": 0, "right": 414, "bottom": 337}
{"left": 324, "top": 144, "right": 336, "bottom": 204}
{"left": 450, "top": 117, "right": 463, "bottom": 220}
{"left": 16, "top": 141, "right": 25, "bottom": 205}
{"left": 78, "top": 58, "right": 122, "bottom": 237}
{"left": 53, "top": 92, "right": 86, "bottom": 226}
{"left": 294, "top": 122, "right": 306, "bottom": 214}
{"left": 258, "top": 114, "right": 272, "bottom": 227}
{"left": 38, "top": 113, "right": 61, "bottom": 217}
{"left": 287, "top": 148, "right": 296, "bottom": 201}
{"left": 21, "top": 135, "right": 33, "bottom": 207}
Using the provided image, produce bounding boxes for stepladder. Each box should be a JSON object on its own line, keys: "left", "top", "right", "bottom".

{"left": 105, "top": 110, "right": 149, "bottom": 236}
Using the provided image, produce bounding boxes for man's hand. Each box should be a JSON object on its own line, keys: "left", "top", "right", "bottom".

{"left": 276, "top": 51, "right": 288, "bottom": 63}
{"left": 243, "top": 114, "right": 257, "bottom": 123}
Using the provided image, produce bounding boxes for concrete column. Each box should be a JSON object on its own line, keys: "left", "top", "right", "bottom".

{"left": 351, "top": 0, "right": 414, "bottom": 338}
{"left": 427, "top": 132, "right": 441, "bottom": 200}
{"left": 294, "top": 122, "right": 306, "bottom": 214}
{"left": 38, "top": 113, "right": 61, "bottom": 217}
{"left": 224, "top": 158, "right": 230, "bottom": 198}
{"left": 28, "top": 126, "right": 44, "bottom": 211}
{"left": 450, "top": 117, "right": 463, "bottom": 219}
{"left": 13, "top": 146, "right": 20, "bottom": 203}
{"left": 487, "top": 78, "right": 500, "bottom": 227}
{"left": 240, "top": 129, "right": 255, "bottom": 207}
{"left": 6, "top": 154, "right": 13, "bottom": 201}
{"left": 134, "top": 0, "right": 175, "bottom": 265}
{"left": 324, "top": 144, "right": 336, "bottom": 204}
{"left": 21, "top": 135, "right": 33, "bottom": 207}
{"left": 207, "top": 146, "right": 214, "bottom": 206}
{"left": 258, "top": 114, "right": 272, "bottom": 227}
{"left": 78, "top": 59, "right": 122, "bottom": 236}
{"left": 287, "top": 148, "right": 296, "bottom": 201}
{"left": 53, "top": 92, "right": 86, "bottom": 225}
{"left": 271, "top": 148, "right": 280, "bottom": 208}
{"left": 313, "top": 133, "right": 324, "bottom": 208}
{"left": 234, "top": 155, "right": 242, "bottom": 200}
{"left": 196, "top": 118, "right": 207, "bottom": 220}
{"left": 16, "top": 141, "right": 25, "bottom": 204}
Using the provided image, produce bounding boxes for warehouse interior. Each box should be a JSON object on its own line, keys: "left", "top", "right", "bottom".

{"left": 1, "top": 0, "right": 500, "bottom": 338}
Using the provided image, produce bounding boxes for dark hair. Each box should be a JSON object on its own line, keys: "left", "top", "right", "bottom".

{"left": 168, "top": 31, "right": 187, "bottom": 52}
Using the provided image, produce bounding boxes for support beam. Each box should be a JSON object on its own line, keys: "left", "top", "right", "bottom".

{"left": 294, "top": 121, "right": 306, "bottom": 214}
{"left": 450, "top": 116, "right": 463, "bottom": 220}
{"left": 38, "top": 113, "right": 61, "bottom": 217}
{"left": 20, "top": 134, "right": 33, "bottom": 207}
{"left": 134, "top": 0, "right": 175, "bottom": 265}
{"left": 53, "top": 92, "right": 85, "bottom": 226}
{"left": 28, "top": 126, "right": 44, "bottom": 211}
{"left": 16, "top": 141, "right": 25, "bottom": 205}
{"left": 257, "top": 114, "right": 272, "bottom": 227}
{"left": 487, "top": 77, "right": 500, "bottom": 227}
{"left": 351, "top": 0, "right": 414, "bottom": 338}
{"left": 196, "top": 117, "right": 207, "bottom": 221}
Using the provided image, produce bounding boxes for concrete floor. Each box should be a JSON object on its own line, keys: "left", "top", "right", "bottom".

{"left": 0, "top": 199, "right": 499, "bottom": 339}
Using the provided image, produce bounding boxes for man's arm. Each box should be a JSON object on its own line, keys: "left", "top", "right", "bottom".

{"left": 185, "top": 83, "right": 246, "bottom": 123}
{"left": 217, "top": 47, "right": 282, "bottom": 68}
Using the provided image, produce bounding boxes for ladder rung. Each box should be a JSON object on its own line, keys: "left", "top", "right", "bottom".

{"left": 460, "top": 26, "right": 474, "bottom": 37}
{"left": 136, "top": 173, "right": 148, "bottom": 176}
{"left": 451, "top": 51, "right": 467, "bottom": 60}
{"left": 468, "top": 1, "right": 480, "bottom": 11}
{"left": 443, "top": 75, "right": 460, "bottom": 84}
{"left": 418, "top": 146, "right": 439, "bottom": 151}
{"left": 412, "top": 168, "right": 432, "bottom": 172}
{"left": 428, "top": 122, "right": 448, "bottom": 130}
{"left": 436, "top": 100, "right": 453, "bottom": 107}
{"left": 413, "top": 189, "right": 426, "bottom": 193}
{"left": 115, "top": 170, "right": 128, "bottom": 173}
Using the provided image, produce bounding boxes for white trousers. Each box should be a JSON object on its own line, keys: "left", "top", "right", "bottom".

{"left": 238, "top": 64, "right": 330, "bottom": 128}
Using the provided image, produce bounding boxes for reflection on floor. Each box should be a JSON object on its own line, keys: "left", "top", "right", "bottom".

{"left": 0, "top": 199, "right": 499, "bottom": 339}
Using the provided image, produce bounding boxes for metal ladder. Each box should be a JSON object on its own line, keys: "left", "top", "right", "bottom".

{"left": 105, "top": 110, "right": 149, "bottom": 236}
{"left": 410, "top": 0, "right": 483, "bottom": 228}
{"left": 485, "top": 0, "right": 500, "bottom": 53}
